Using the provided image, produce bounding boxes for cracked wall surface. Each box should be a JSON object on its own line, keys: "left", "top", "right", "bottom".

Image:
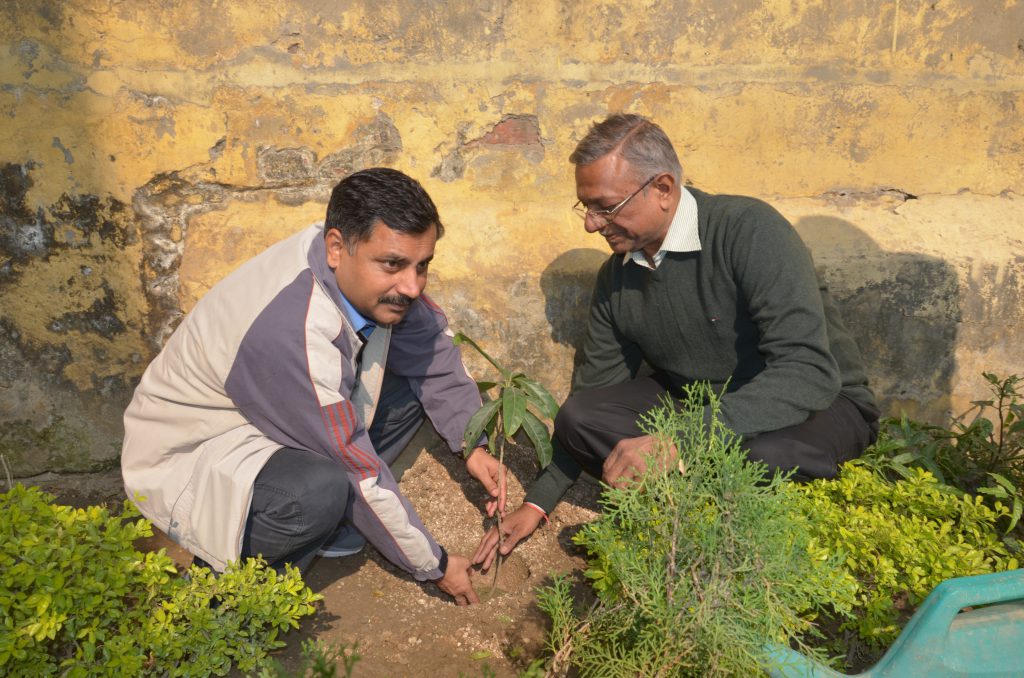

{"left": 1, "top": 0, "right": 1022, "bottom": 474}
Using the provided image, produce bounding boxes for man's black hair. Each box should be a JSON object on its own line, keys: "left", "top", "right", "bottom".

{"left": 324, "top": 168, "right": 443, "bottom": 248}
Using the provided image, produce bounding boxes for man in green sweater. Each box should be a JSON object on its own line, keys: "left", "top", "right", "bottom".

{"left": 473, "top": 113, "right": 879, "bottom": 570}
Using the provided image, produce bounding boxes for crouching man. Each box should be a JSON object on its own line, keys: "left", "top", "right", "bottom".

{"left": 475, "top": 114, "right": 879, "bottom": 570}
{"left": 123, "top": 168, "right": 504, "bottom": 605}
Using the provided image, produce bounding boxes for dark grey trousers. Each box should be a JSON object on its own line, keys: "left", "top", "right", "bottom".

{"left": 234, "top": 370, "right": 425, "bottom": 573}
{"left": 554, "top": 374, "right": 879, "bottom": 482}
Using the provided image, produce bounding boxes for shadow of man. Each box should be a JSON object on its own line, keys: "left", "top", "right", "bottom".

{"left": 794, "top": 215, "right": 959, "bottom": 423}
{"left": 539, "top": 248, "right": 613, "bottom": 392}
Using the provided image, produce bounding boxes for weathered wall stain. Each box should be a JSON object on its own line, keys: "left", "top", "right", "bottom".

{"left": 1, "top": 0, "right": 1022, "bottom": 474}
{"left": 132, "top": 111, "right": 402, "bottom": 348}
{"left": 0, "top": 163, "right": 142, "bottom": 475}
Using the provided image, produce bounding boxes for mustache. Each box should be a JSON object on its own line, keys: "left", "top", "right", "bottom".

{"left": 378, "top": 294, "right": 414, "bottom": 307}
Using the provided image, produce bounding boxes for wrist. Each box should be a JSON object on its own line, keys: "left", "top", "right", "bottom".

{"left": 464, "top": 446, "right": 483, "bottom": 464}
{"left": 522, "top": 502, "right": 549, "bottom": 525}
{"left": 435, "top": 546, "right": 449, "bottom": 580}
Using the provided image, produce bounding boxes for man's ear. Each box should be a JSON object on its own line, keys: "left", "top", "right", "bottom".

{"left": 652, "top": 172, "right": 677, "bottom": 211}
{"left": 324, "top": 228, "right": 347, "bottom": 269}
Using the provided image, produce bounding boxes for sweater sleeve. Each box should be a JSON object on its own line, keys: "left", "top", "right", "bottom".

{"left": 714, "top": 202, "right": 841, "bottom": 437}
{"left": 573, "top": 258, "right": 645, "bottom": 392}
{"left": 523, "top": 438, "right": 583, "bottom": 514}
{"left": 224, "top": 275, "right": 446, "bottom": 581}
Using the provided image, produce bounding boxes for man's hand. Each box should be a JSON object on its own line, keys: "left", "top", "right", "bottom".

{"left": 436, "top": 554, "right": 479, "bottom": 605}
{"left": 602, "top": 434, "right": 675, "bottom": 488}
{"left": 465, "top": 447, "right": 507, "bottom": 517}
{"left": 472, "top": 504, "right": 544, "bottom": 571}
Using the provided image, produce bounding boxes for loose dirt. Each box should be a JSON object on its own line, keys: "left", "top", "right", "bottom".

{"left": 28, "top": 426, "right": 602, "bottom": 677}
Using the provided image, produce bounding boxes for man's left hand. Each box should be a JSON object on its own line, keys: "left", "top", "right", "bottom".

{"left": 602, "top": 435, "right": 675, "bottom": 489}
{"left": 465, "top": 447, "right": 506, "bottom": 516}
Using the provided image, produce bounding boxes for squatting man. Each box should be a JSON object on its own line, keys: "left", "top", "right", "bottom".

{"left": 122, "top": 168, "right": 506, "bottom": 606}
{"left": 474, "top": 113, "right": 880, "bottom": 570}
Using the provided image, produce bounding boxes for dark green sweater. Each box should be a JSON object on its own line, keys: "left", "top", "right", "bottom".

{"left": 525, "top": 188, "right": 877, "bottom": 512}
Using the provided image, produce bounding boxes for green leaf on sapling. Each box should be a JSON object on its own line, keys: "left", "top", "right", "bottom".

{"left": 515, "top": 376, "right": 559, "bottom": 420}
{"left": 521, "top": 410, "right": 553, "bottom": 468}
{"left": 463, "top": 399, "right": 500, "bottom": 455}
{"left": 502, "top": 387, "right": 526, "bottom": 439}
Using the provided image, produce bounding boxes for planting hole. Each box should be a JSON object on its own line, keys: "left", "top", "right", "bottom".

{"left": 474, "top": 552, "right": 531, "bottom": 600}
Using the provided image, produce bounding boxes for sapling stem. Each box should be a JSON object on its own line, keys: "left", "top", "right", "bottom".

{"left": 485, "top": 414, "right": 506, "bottom": 602}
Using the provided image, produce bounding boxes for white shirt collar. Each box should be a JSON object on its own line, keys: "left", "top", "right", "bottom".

{"left": 625, "top": 186, "right": 701, "bottom": 270}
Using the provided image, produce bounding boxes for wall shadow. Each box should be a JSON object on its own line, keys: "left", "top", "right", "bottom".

{"left": 794, "top": 215, "right": 959, "bottom": 423}
{"left": 539, "top": 248, "right": 610, "bottom": 387}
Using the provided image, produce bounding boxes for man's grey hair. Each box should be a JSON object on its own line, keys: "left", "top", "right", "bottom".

{"left": 569, "top": 113, "right": 683, "bottom": 183}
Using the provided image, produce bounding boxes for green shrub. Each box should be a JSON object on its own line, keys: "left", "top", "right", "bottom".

{"left": 0, "top": 484, "right": 321, "bottom": 676}
{"left": 865, "top": 373, "right": 1024, "bottom": 531}
{"left": 533, "top": 380, "right": 1024, "bottom": 675}
{"left": 793, "top": 462, "right": 1020, "bottom": 648}
{"left": 535, "top": 384, "right": 854, "bottom": 677}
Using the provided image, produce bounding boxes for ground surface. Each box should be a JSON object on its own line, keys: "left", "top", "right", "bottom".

{"left": 26, "top": 427, "right": 602, "bottom": 677}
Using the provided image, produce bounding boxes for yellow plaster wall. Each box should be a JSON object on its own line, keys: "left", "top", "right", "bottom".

{"left": 1, "top": 0, "right": 1022, "bottom": 472}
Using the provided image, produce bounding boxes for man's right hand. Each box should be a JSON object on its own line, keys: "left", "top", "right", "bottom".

{"left": 436, "top": 554, "right": 479, "bottom": 605}
{"left": 471, "top": 504, "right": 544, "bottom": 571}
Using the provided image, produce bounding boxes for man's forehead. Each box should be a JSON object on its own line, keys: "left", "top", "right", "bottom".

{"left": 361, "top": 222, "right": 436, "bottom": 257}
{"left": 576, "top": 153, "right": 634, "bottom": 196}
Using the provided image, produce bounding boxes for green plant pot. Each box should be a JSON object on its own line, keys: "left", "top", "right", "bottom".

{"left": 765, "top": 568, "right": 1024, "bottom": 677}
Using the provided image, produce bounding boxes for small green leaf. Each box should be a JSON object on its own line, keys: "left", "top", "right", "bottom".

{"left": 475, "top": 381, "right": 498, "bottom": 393}
{"left": 515, "top": 376, "right": 559, "bottom": 420}
{"left": 1009, "top": 499, "right": 1022, "bottom": 533}
{"left": 890, "top": 451, "right": 918, "bottom": 465}
{"left": 988, "top": 472, "right": 1016, "bottom": 492}
{"left": 463, "top": 399, "right": 500, "bottom": 454}
{"left": 521, "top": 410, "right": 553, "bottom": 468}
{"left": 452, "top": 332, "right": 508, "bottom": 379}
{"left": 470, "top": 650, "right": 492, "bottom": 660}
{"left": 502, "top": 387, "right": 526, "bottom": 439}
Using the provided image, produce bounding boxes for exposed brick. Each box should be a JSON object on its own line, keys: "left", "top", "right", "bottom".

{"left": 478, "top": 115, "right": 541, "bottom": 146}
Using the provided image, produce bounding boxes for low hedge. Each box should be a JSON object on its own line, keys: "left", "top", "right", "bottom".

{"left": 0, "top": 485, "right": 321, "bottom": 676}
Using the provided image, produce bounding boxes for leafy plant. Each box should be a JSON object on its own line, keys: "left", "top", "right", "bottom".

{"left": 535, "top": 383, "right": 853, "bottom": 677}
{"left": 533, "top": 574, "right": 578, "bottom": 677}
{"left": 793, "top": 462, "right": 1020, "bottom": 651}
{"left": 453, "top": 332, "right": 559, "bottom": 596}
{"left": 531, "top": 376, "right": 1024, "bottom": 674}
{"left": 452, "top": 332, "right": 559, "bottom": 469}
{"left": 0, "top": 484, "right": 321, "bottom": 676}
{"left": 863, "top": 373, "right": 1024, "bottom": 531}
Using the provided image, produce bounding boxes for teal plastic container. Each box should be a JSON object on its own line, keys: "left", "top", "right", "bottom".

{"left": 765, "top": 569, "right": 1024, "bottom": 677}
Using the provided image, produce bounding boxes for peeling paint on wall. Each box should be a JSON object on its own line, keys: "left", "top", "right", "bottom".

{"left": 131, "top": 111, "right": 402, "bottom": 348}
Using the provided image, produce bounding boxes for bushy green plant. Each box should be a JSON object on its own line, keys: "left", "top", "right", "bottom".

{"left": 793, "top": 462, "right": 1019, "bottom": 649}
{"left": 865, "top": 373, "right": 1024, "bottom": 531}
{"left": 0, "top": 484, "right": 321, "bottom": 676}
{"left": 535, "top": 384, "right": 853, "bottom": 677}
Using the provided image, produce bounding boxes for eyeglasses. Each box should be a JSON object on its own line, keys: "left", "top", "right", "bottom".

{"left": 572, "top": 175, "right": 656, "bottom": 226}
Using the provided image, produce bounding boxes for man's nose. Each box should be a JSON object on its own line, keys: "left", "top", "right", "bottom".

{"left": 395, "top": 268, "right": 423, "bottom": 298}
{"left": 583, "top": 213, "right": 604, "bottom": 234}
